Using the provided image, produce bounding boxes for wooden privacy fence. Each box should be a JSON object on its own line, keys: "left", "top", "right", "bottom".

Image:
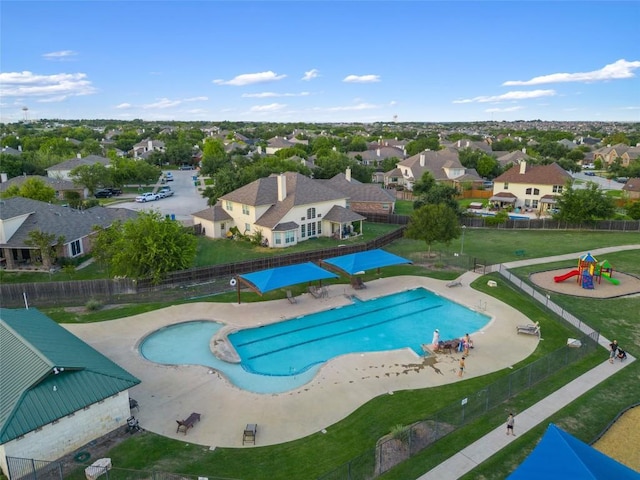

{"left": 0, "top": 227, "right": 406, "bottom": 308}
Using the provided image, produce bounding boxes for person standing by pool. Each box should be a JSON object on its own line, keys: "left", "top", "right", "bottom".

{"left": 458, "top": 356, "right": 465, "bottom": 377}
{"left": 464, "top": 333, "right": 472, "bottom": 355}
{"left": 432, "top": 329, "right": 440, "bottom": 350}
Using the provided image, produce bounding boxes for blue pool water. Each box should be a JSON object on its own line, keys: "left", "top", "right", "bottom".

{"left": 140, "top": 288, "right": 489, "bottom": 394}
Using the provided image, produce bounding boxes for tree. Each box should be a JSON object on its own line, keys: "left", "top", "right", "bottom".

{"left": 476, "top": 155, "right": 499, "bottom": 178}
{"left": 24, "top": 230, "right": 64, "bottom": 270}
{"left": 92, "top": 211, "right": 197, "bottom": 284}
{"left": 626, "top": 201, "right": 640, "bottom": 220}
{"left": 404, "top": 204, "right": 461, "bottom": 256}
{"left": 555, "top": 181, "right": 616, "bottom": 223}
{"left": 200, "top": 138, "right": 227, "bottom": 175}
{"left": 70, "top": 163, "right": 109, "bottom": 194}
{"left": 2, "top": 178, "right": 56, "bottom": 202}
{"left": 405, "top": 135, "right": 440, "bottom": 156}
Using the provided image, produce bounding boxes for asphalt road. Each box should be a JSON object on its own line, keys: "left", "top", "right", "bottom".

{"left": 111, "top": 169, "right": 209, "bottom": 224}
{"left": 571, "top": 172, "right": 623, "bottom": 190}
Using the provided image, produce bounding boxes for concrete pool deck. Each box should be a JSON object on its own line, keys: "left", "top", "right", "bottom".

{"left": 64, "top": 273, "right": 539, "bottom": 449}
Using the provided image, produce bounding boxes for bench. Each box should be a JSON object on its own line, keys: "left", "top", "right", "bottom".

{"left": 515, "top": 250, "right": 526, "bottom": 257}
{"left": 176, "top": 412, "right": 201, "bottom": 435}
{"left": 243, "top": 423, "right": 257, "bottom": 445}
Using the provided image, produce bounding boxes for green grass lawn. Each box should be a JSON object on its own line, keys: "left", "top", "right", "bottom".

{"left": 58, "top": 243, "right": 640, "bottom": 480}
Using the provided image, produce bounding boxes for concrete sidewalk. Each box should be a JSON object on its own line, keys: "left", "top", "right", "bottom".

{"left": 417, "top": 355, "right": 635, "bottom": 480}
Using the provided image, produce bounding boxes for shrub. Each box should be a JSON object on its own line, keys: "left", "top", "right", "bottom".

{"left": 85, "top": 298, "right": 103, "bottom": 311}
{"left": 390, "top": 424, "right": 409, "bottom": 444}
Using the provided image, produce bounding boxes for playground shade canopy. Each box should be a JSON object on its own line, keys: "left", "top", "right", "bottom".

{"left": 239, "top": 262, "right": 338, "bottom": 294}
{"left": 508, "top": 423, "right": 640, "bottom": 479}
{"left": 321, "top": 249, "right": 412, "bottom": 276}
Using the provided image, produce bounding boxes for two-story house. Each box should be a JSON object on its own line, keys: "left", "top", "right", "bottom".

{"left": 383, "top": 148, "right": 482, "bottom": 190}
{"left": 191, "top": 172, "right": 365, "bottom": 247}
{"left": 132, "top": 139, "right": 166, "bottom": 159}
{"left": 491, "top": 162, "right": 572, "bottom": 213}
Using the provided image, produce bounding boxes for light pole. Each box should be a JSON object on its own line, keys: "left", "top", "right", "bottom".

{"left": 460, "top": 225, "right": 466, "bottom": 255}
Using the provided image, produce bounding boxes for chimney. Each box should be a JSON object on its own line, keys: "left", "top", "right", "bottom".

{"left": 457, "top": 140, "right": 461, "bottom": 148}
{"left": 277, "top": 174, "right": 287, "bottom": 202}
{"left": 376, "top": 148, "right": 381, "bottom": 157}
{"left": 77, "top": 153, "right": 82, "bottom": 158}
{"left": 519, "top": 161, "right": 527, "bottom": 174}
{"left": 420, "top": 153, "right": 425, "bottom": 167}
{"left": 522, "top": 147, "right": 526, "bottom": 154}
{"left": 18, "top": 145, "right": 22, "bottom": 152}
{"left": 1, "top": 173, "right": 7, "bottom": 183}
{"left": 466, "top": 141, "right": 470, "bottom": 147}
{"left": 148, "top": 140, "right": 153, "bottom": 151}
{"left": 346, "top": 168, "right": 352, "bottom": 182}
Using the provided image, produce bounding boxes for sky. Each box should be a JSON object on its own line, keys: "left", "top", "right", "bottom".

{"left": 1, "top": 1, "right": 639, "bottom": 124}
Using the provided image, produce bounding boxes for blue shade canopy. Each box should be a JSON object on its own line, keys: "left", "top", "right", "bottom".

{"left": 508, "top": 423, "right": 640, "bottom": 479}
{"left": 239, "top": 262, "right": 339, "bottom": 294}
{"left": 322, "top": 249, "right": 412, "bottom": 275}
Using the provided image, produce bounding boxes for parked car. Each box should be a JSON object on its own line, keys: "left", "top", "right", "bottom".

{"left": 106, "top": 187, "right": 123, "bottom": 195}
{"left": 159, "top": 186, "right": 174, "bottom": 197}
{"left": 584, "top": 172, "right": 596, "bottom": 177}
{"left": 164, "top": 172, "right": 174, "bottom": 182}
{"left": 135, "top": 192, "right": 159, "bottom": 202}
{"left": 179, "top": 164, "right": 194, "bottom": 170}
{"left": 616, "top": 177, "right": 629, "bottom": 184}
{"left": 94, "top": 189, "right": 113, "bottom": 198}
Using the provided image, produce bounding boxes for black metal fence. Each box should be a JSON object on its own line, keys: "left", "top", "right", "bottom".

{"left": 5, "top": 456, "right": 240, "bottom": 480}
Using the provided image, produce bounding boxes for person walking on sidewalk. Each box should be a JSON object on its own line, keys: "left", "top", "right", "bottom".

{"left": 506, "top": 413, "right": 515, "bottom": 436}
{"left": 609, "top": 340, "right": 618, "bottom": 364}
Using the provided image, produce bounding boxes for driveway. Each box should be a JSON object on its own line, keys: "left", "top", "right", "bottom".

{"left": 571, "top": 172, "right": 621, "bottom": 190}
{"left": 112, "top": 170, "right": 209, "bottom": 224}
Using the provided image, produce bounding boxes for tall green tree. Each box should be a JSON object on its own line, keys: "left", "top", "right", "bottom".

{"left": 555, "top": 181, "right": 616, "bottom": 223}
{"left": 92, "top": 211, "right": 197, "bottom": 284}
{"left": 70, "top": 163, "right": 109, "bottom": 194}
{"left": 2, "top": 178, "right": 56, "bottom": 202}
{"left": 25, "top": 230, "right": 64, "bottom": 270}
{"left": 404, "top": 204, "right": 461, "bottom": 256}
{"left": 200, "top": 138, "right": 227, "bottom": 175}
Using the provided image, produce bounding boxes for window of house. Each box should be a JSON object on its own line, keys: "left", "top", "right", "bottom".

{"left": 525, "top": 188, "right": 532, "bottom": 195}
{"left": 308, "top": 222, "right": 316, "bottom": 237}
{"left": 317, "top": 221, "right": 322, "bottom": 235}
{"left": 533, "top": 188, "right": 540, "bottom": 195}
{"left": 382, "top": 203, "right": 389, "bottom": 210}
{"left": 220, "top": 222, "right": 226, "bottom": 231}
{"left": 244, "top": 223, "right": 250, "bottom": 233}
{"left": 242, "top": 204, "right": 250, "bottom": 215}
{"left": 553, "top": 185, "right": 563, "bottom": 193}
{"left": 275, "top": 233, "right": 282, "bottom": 245}
{"left": 301, "top": 224, "right": 306, "bottom": 238}
{"left": 504, "top": 182, "right": 509, "bottom": 190}
{"left": 225, "top": 200, "right": 233, "bottom": 211}
{"left": 307, "top": 207, "right": 316, "bottom": 219}
{"left": 524, "top": 199, "right": 531, "bottom": 207}
{"left": 285, "top": 231, "right": 295, "bottom": 244}
{"left": 70, "top": 239, "right": 82, "bottom": 257}
{"left": 532, "top": 200, "right": 539, "bottom": 209}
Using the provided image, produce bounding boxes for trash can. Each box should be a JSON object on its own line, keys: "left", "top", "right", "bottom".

{"left": 170, "top": 214, "right": 176, "bottom": 221}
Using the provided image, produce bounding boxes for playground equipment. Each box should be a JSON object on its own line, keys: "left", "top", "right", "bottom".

{"left": 553, "top": 253, "right": 619, "bottom": 289}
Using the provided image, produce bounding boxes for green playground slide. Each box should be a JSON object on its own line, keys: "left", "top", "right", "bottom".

{"left": 602, "top": 274, "right": 620, "bottom": 285}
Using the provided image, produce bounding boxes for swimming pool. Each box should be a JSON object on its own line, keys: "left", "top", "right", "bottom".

{"left": 140, "top": 288, "right": 489, "bottom": 394}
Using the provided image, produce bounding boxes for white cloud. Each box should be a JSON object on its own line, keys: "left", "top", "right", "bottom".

{"left": 0, "top": 71, "right": 96, "bottom": 100}
{"left": 619, "top": 106, "right": 640, "bottom": 110}
{"left": 213, "top": 71, "right": 286, "bottom": 86}
{"left": 485, "top": 106, "right": 524, "bottom": 113}
{"left": 142, "top": 98, "right": 182, "bottom": 109}
{"left": 249, "top": 103, "right": 287, "bottom": 112}
{"left": 302, "top": 69, "right": 319, "bottom": 81}
{"left": 343, "top": 74, "right": 381, "bottom": 83}
{"left": 503, "top": 59, "right": 640, "bottom": 86}
{"left": 184, "top": 96, "right": 208, "bottom": 102}
{"left": 242, "top": 91, "right": 310, "bottom": 98}
{"left": 42, "top": 50, "right": 78, "bottom": 60}
{"left": 321, "top": 103, "right": 378, "bottom": 112}
{"left": 453, "top": 90, "right": 556, "bottom": 104}
{"left": 115, "top": 103, "right": 132, "bottom": 109}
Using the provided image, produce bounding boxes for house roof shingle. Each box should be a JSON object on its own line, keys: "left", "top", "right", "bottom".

{"left": 494, "top": 162, "right": 572, "bottom": 185}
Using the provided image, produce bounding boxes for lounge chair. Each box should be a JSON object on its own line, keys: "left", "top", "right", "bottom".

{"left": 436, "top": 339, "right": 460, "bottom": 354}
{"left": 286, "top": 290, "right": 297, "bottom": 304}
{"left": 308, "top": 285, "right": 323, "bottom": 298}
{"left": 516, "top": 322, "right": 540, "bottom": 337}
{"left": 243, "top": 423, "right": 258, "bottom": 445}
{"left": 176, "top": 412, "right": 201, "bottom": 435}
{"left": 351, "top": 276, "right": 366, "bottom": 290}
